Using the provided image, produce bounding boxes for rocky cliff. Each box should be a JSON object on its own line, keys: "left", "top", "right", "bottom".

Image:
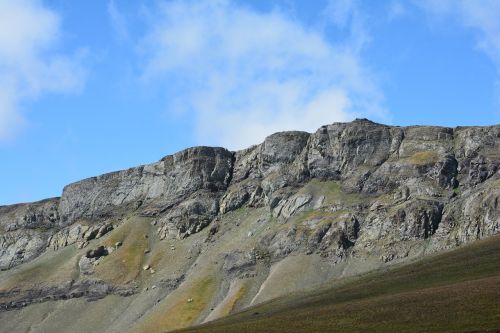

{"left": 0, "top": 119, "right": 498, "bottom": 332}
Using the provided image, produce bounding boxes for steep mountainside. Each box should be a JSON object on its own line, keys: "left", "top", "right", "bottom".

{"left": 0, "top": 119, "right": 498, "bottom": 332}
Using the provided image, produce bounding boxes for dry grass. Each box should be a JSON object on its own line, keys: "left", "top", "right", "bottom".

{"left": 292, "top": 209, "right": 348, "bottom": 227}
{"left": 148, "top": 243, "right": 166, "bottom": 268}
{"left": 0, "top": 246, "right": 79, "bottom": 291}
{"left": 132, "top": 276, "right": 217, "bottom": 333}
{"left": 218, "top": 283, "right": 248, "bottom": 317}
{"left": 302, "top": 179, "right": 365, "bottom": 205}
{"left": 407, "top": 151, "right": 439, "bottom": 166}
{"left": 95, "top": 217, "right": 150, "bottom": 284}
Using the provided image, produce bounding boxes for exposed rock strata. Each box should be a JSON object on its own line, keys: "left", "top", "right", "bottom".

{"left": 0, "top": 279, "right": 135, "bottom": 311}
{"left": 0, "top": 198, "right": 59, "bottom": 270}
{"left": 0, "top": 119, "right": 498, "bottom": 271}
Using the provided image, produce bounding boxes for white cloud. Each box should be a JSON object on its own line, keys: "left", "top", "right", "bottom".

{"left": 0, "top": 87, "right": 22, "bottom": 139}
{"left": 108, "top": 0, "right": 128, "bottom": 41}
{"left": 416, "top": 0, "right": 500, "bottom": 115}
{"left": 0, "top": 0, "right": 85, "bottom": 141}
{"left": 141, "top": 0, "right": 386, "bottom": 150}
{"left": 387, "top": 1, "right": 408, "bottom": 21}
{"left": 323, "top": 0, "right": 370, "bottom": 53}
{"left": 417, "top": 1, "right": 500, "bottom": 71}
{"left": 324, "top": 0, "right": 356, "bottom": 29}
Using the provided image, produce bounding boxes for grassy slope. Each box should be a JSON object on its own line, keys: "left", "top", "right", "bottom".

{"left": 0, "top": 245, "right": 79, "bottom": 292}
{"left": 131, "top": 276, "right": 217, "bottom": 333}
{"left": 178, "top": 235, "right": 500, "bottom": 333}
{"left": 96, "top": 216, "right": 150, "bottom": 284}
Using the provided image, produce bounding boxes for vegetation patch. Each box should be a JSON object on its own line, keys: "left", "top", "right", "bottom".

{"left": 0, "top": 246, "right": 78, "bottom": 290}
{"left": 218, "top": 282, "right": 248, "bottom": 317}
{"left": 407, "top": 151, "right": 439, "bottom": 166}
{"left": 291, "top": 209, "right": 348, "bottom": 230}
{"left": 148, "top": 244, "right": 165, "bottom": 268}
{"left": 95, "top": 217, "right": 149, "bottom": 284}
{"left": 133, "top": 276, "right": 216, "bottom": 333}
{"left": 301, "top": 179, "right": 366, "bottom": 205}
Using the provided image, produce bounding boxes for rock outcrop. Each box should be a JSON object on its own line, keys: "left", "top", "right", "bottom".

{"left": 0, "top": 198, "right": 59, "bottom": 270}
{"left": 0, "top": 279, "right": 135, "bottom": 311}
{"left": 0, "top": 119, "right": 498, "bottom": 271}
{"left": 0, "top": 119, "right": 498, "bottom": 332}
{"left": 59, "top": 146, "right": 233, "bottom": 224}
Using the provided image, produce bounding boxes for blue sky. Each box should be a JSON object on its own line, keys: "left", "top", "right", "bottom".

{"left": 1, "top": 0, "right": 499, "bottom": 205}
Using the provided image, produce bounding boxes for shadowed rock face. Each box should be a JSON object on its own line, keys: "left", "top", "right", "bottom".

{"left": 0, "top": 119, "right": 498, "bottom": 272}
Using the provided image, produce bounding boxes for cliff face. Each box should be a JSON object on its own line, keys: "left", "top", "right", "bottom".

{"left": 1, "top": 119, "right": 499, "bottom": 268}
{"left": 59, "top": 147, "right": 233, "bottom": 225}
{"left": 0, "top": 198, "right": 59, "bottom": 269}
{"left": 0, "top": 119, "right": 498, "bottom": 332}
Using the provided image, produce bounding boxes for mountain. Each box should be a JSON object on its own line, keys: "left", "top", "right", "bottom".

{"left": 0, "top": 119, "right": 498, "bottom": 332}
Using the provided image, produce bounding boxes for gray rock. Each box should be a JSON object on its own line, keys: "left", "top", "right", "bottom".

{"left": 58, "top": 147, "right": 234, "bottom": 225}
{"left": 0, "top": 198, "right": 60, "bottom": 232}
{"left": 0, "top": 119, "right": 499, "bottom": 272}
{"left": 47, "top": 223, "right": 114, "bottom": 251}
{"left": 79, "top": 256, "right": 94, "bottom": 275}
{"left": 0, "top": 198, "right": 59, "bottom": 270}
{"left": 222, "top": 251, "right": 256, "bottom": 277}
{"left": 272, "top": 193, "right": 312, "bottom": 219}
{"left": 156, "top": 191, "right": 221, "bottom": 239}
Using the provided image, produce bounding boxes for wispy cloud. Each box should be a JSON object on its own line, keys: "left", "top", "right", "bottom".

{"left": 140, "top": 0, "right": 386, "bottom": 150}
{"left": 0, "top": 0, "right": 86, "bottom": 141}
{"left": 324, "top": 0, "right": 356, "bottom": 29}
{"left": 323, "top": 0, "right": 370, "bottom": 52}
{"left": 417, "top": 0, "right": 500, "bottom": 71}
{"left": 416, "top": 0, "right": 500, "bottom": 112}
{"left": 108, "top": 0, "right": 128, "bottom": 41}
{"left": 387, "top": 1, "right": 408, "bottom": 21}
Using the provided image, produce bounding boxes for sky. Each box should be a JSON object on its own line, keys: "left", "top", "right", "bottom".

{"left": 1, "top": 0, "right": 500, "bottom": 205}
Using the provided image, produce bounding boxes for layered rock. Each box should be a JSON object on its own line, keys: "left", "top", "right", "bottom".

{"left": 0, "top": 279, "right": 135, "bottom": 311}
{"left": 59, "top": 146, "right": 234, "bottom": 224}
{"left": 0, "top": 198, "right": 59, "bottom": 270}
{"left": 47, "top": 222, "right": 114, "bottom": 250}
{"left": 217, "top": 119, "right": 499, "bottom": 264}
{"left": 0, "top": 119, "right": 498, "bottom": 271}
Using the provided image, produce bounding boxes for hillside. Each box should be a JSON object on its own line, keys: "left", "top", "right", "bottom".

{"left": 0, "top": 119, "right": 498, "bottom": 332}
{"left": 179, "top": 234, "right": 500, "bottom": 333}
